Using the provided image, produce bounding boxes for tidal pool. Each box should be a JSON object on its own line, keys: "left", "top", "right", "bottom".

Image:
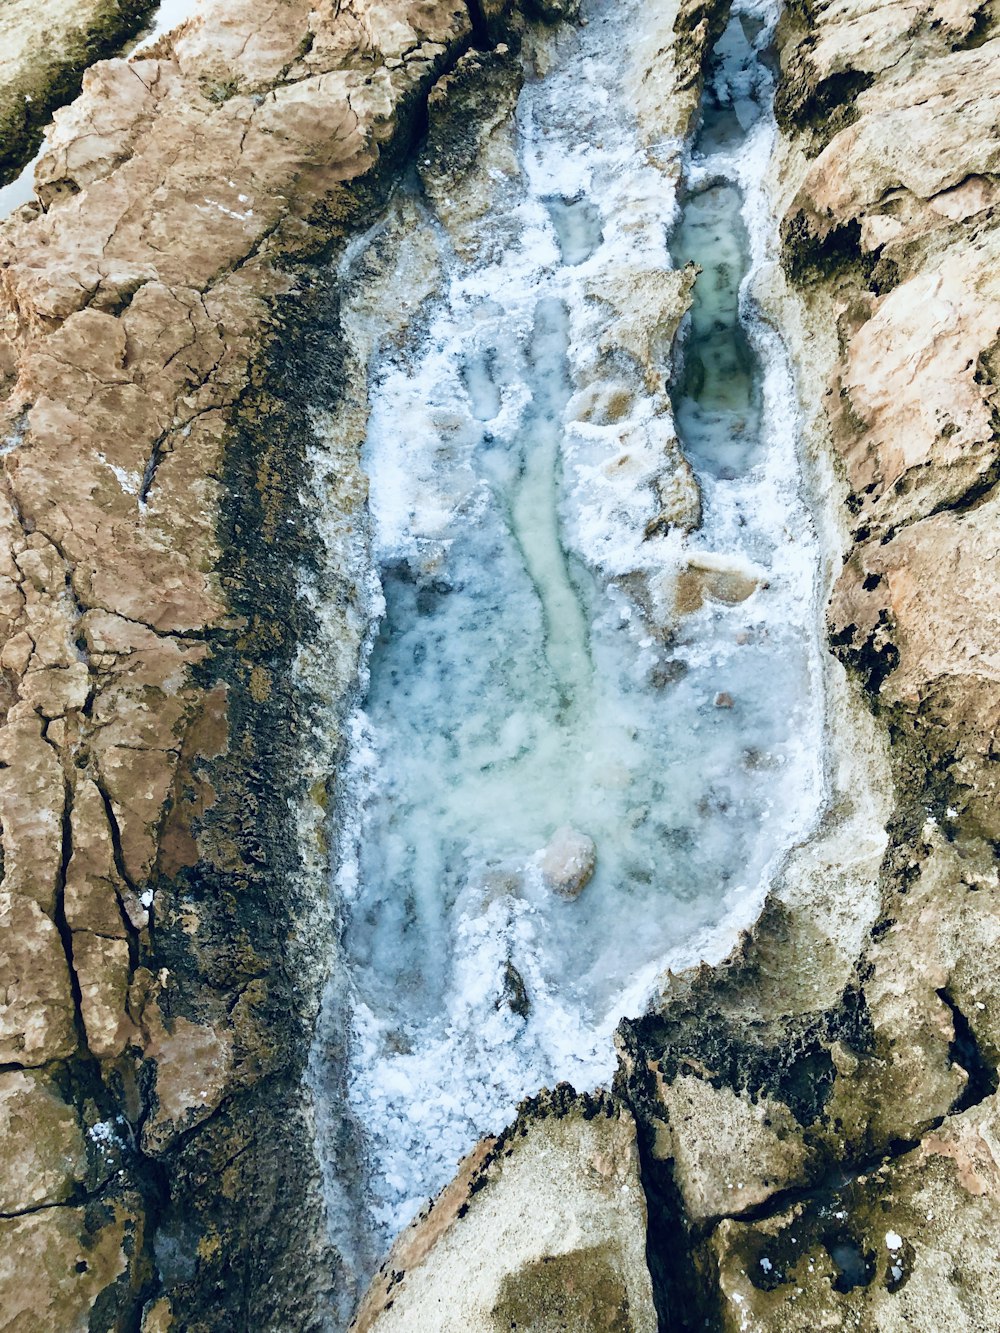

{"left": 323, "top": 0, "right": 823, "bottom": 1283}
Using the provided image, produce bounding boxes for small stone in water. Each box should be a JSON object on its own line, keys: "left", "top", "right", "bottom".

{"left": 541, "top": 826, "right": 597, "bottom": 899}
{"left": 714, "top": 691, "right": 734, "bottom": 708}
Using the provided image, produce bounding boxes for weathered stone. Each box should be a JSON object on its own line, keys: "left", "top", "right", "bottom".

{"left": 653, "top": 1072, "right": 811, "bottom": 1223}
{"left": 0, "top": 893, "right": 76, "bottom": 1065}
{"left": 712, "top": 1094, "right": 1000, "bottom": 1332}
{"left": 64, "top": 776, "right": 131, "bottom": 937}
{"left": 620, "top": 0, "right": 1000, "bottom": 1328}
{"left": 0, "top": 711, "right": 65, "bottom": 914}
{"left": 72, "top": 930, "right": 137, "bottom": 1059}
{"left": 0, "top": 0, "right": 156, "bottom": 185}
{"left": 0, "top": 0, "right": 499, "bottom": 1323}
{"left": 141, "top": 1005, "right": 234, "bottom": 1152}
{"left": 353, "top": 1091, "right": 657, "bottom": 1333}
{"left": 0, "top": 1069, "right": 87, "bottom": 1212}
{"left": 418, "top": 46, "right": 524, "bottom": 260}
{"left": 0, "top": 1205, "right": 131, "bottom": 1333}
{"left": 673, "top": 556, "right": 760, "bottom": 617}
{"left": 541, "top": 825, "right": 597, "bottom": 899}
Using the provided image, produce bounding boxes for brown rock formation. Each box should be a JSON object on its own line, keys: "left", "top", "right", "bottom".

{"left": 0, "top": 0, "right": 518, "bottom": 1326}
{"left": 4, "top": 0, "right": 1000, "bottom": 1327}
{"left": 0, "top": 0, "right": 157, "bottom": 187}
{"left": 352, "top": 1088, "right": 656, "bottom": 1333}
{"left": 614, "top": 1, "right": 1000, "bottom": 1329}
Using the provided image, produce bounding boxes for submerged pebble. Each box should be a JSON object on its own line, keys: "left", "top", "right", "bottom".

{"left": 541, "top": 826, "right": 598, "bottom": 899}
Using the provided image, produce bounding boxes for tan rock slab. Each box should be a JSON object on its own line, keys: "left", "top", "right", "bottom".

{"left": 0, "top": 1069, "right": 87, "bottom": 1212}
{"left": 353, "top": 1097, "right": 657, "bottom": 1333}
{"left": 655, "top": 1072, "right": 811, "bottom": 1222}
{"left": 0, "top": 0, "right": 154, "bottom": 182}
{"left": 73, "top": 931, "right": 137, "bottom": 1059}
{"left": 0, "top": 712, "right": 65, "bottom": 914}
{"left": 0, "top": 1206, "right": 129, "bottom": 1333}
{"left": 142, "top": 1007, "right": 234, "bottom": 1151}
{"left": 0, "top": 892, "right": 76, "bottom": 1065}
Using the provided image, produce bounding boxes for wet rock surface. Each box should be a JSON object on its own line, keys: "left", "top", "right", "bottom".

{"left": 541, "top": 826, "right": 598, "bottom": 899}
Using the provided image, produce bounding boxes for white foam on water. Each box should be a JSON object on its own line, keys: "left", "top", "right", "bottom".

{"left": 327, "top": 0, "right": 825, "bottom": 1259}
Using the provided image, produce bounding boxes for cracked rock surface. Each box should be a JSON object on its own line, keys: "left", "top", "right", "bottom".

{"left": 352, "top": 1089, "right": 657, "bottom": 1333}
{"left": 3, "top": 0, "right": 1000, "bottom": 1327}
{"left": 0, "top": 0, "right": 499, "bottom": 1326}
{"left": 0, "top": 0, "right": 157, "bottom": 187}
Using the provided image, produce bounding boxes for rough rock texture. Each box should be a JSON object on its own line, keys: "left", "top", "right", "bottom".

{"left": 0, "top": 0, "right": 157, "bottom": 186}
{"left": 351, "top": 1089, "right": 657, "bottom": 1333}
{"left": 0, "top": 0, "right": 519, "bottom": 1326}
{"left": 612, "top": 1, "right": 1000, "bottom": 1330}
{"left": 5, "top": 0, "right": 999, "bottom": 1327}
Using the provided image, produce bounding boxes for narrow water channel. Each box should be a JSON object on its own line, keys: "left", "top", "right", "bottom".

{"left": 320, "top": 0, "right": 823, "bottom": 1299}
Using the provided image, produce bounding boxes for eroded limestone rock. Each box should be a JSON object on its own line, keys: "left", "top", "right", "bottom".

{"left": 0, "top": 1069, "right": 87, "bottom": 1213}
{"left": 0, "top": 892, "right": 77, "bottom": 1065}
{"left": 0, "top": 1204, "right": 133, "bottom": 1333}
{"left": 352, "top": 1089, "right": 657, "bottom": 1333}
{"left": 0, "top": 0, "right": 504, "bottom": 1324}
{"left": 712, "top": 1094, "right": 1000, "bottom": 1332}
{"left": 0, "top": 0, "right": 156, "bottom": 185}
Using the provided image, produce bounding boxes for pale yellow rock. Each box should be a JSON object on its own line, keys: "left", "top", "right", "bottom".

{"left": 0, "top": 1069, "right": 87, "bottom": 1212}
{"left": 73, "top": 930, "right": 137, "bottom": 1059}
{"left": 793, "top": 38, "right": 1000, "bottom": 241}
{"left": 834, "top": 232, "right": 1000, "bottom": 535}
{"left": 0, "top": 1206, "right": 129, "bottom": 1333}
{"left": 656, "top": 1073, "right": 811, "bottom": 1222}
{"left": 0, "top": 892, "right": 76, "bottom": 1065}
{"left": 591, "top": 265, "right": 695, "bottom": 397}
{"left": 354, "top": 1099, "right": 657, "bottom": 1333}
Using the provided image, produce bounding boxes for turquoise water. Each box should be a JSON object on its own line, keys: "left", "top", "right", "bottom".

{"left": 321, "top": 0, "right": 822, "bottom": 1276}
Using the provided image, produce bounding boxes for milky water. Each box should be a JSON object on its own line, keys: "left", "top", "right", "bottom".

{"left": 329, "top": 0, "right": 824, "bottom": 1265}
